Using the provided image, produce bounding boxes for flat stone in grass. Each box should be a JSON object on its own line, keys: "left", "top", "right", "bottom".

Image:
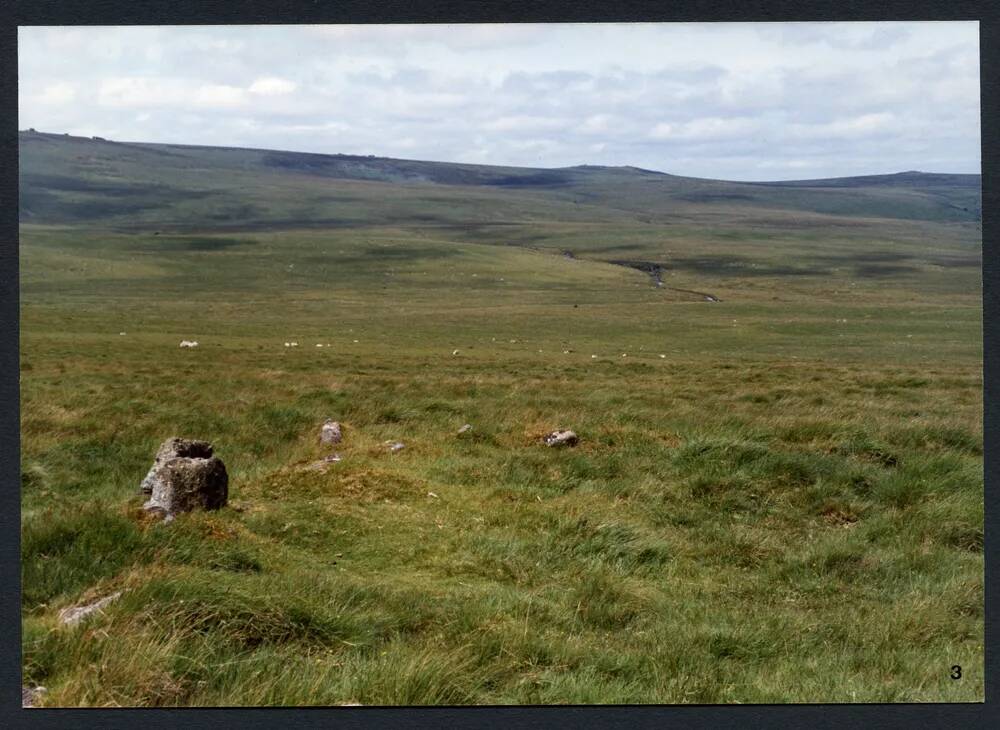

{"left": 141, "top": 437, "right": 228, "bottom": 515}
{"left": 58, "top": 591, "right": 123, "bottom": 626}
{"left": 544, "top": 429, "right": 579, "bottom": 447}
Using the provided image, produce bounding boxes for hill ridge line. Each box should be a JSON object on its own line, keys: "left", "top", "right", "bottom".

{"left": 17, "top": 129, "right": 979, "bottom": 186}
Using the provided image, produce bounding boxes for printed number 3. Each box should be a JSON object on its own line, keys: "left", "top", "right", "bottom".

{"left": 951, "top": 665, "right": 962, "bottom": 679}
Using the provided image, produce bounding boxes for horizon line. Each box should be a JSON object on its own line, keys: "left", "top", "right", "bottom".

{"left": 18, "top": 128, "right": 983, "bottom": 185}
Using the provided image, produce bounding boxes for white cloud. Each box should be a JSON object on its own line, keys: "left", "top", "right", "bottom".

{"left": 34, "top": 81, "right": 76, "bottom": 105}
{"left": 576, "top": 114, "right": 613, "bottom": 134}
{"left": 97, "top": 77, "right": 247, "bottom": 110}
{"left": 789, "top": 112, "right": 896, "bottom": 140}
{"left": 483, "top": 115, "right": 566, "bottom": 133}
{"left": 649, "top": 117, "right": 762, "bottom": 141}
{"left": 249, "top": 76, "right": 297, "bottom": 95}
{"left": 195, "top": 83, "right": 247, "bottom": 108}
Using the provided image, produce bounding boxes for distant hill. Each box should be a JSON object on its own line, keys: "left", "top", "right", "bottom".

{"left": 18, "top": 130, "right": 982, "bottom": 228}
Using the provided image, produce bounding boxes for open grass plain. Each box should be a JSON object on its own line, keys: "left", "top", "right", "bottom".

{"left": 19, "top": 131, "right": 984, "bottom": 704}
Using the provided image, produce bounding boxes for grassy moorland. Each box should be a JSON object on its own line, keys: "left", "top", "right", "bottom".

{"left": 19, "top": 132, "right": 983, "bottom": 705}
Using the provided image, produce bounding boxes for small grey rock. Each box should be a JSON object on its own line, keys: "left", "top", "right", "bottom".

{"left": 543, "top": 430, "right": 579, "bottom": 447}
{"left": 22, "top": 686, "right": 46, "bottom": 708}
{"left": 321, "top": 420, "right": 343, "bottom": 445}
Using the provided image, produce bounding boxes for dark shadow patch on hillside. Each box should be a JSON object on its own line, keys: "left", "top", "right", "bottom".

{"left": 21, "top": 174, "right": 207, "bottom": 203}
{"left": 673, "top": 192, "right": 756, "bottom": 203}
{"left": 136, "top": 237, "right": 257, "bottom": 253}
{"left": 20, "top": 174, "right": 166, "bottom": 196}
{"left": 809, "top": 250, "right": 980, "bottom": 278}
{"left": 581, "top": 243, "right": 647, "bottom": 254}
{"left": 203, "top": 205, "right": 264, "bottom": 223}
{"left": 20, "top": 191, "right": 169, "bottom": 222}
{"left": 925, "top": 255, "right": 981, "bottom": 268}
{"left": 107, "top": 219, "right": 367, "bottom": 235}
{"left": 753, "top": 171, "right": 981, "bottom": 189}
{"left": 386, "top": 212, "right": 453, "bottom": 225}
{"left": 19, "top": 175, "right": 208, "bottom": 223}
{"left": 487, "top": 171, "right": 575, "bottom": 188}
{"left": 665, "top": 255, "right": 826, "bottom": 277}
{"left": 319, "top": 246, "right": 463, "bottom": 265}
{"left": 809, "top": 251, "right": 914, "bottom": 278}
{"left": 852, "top": 264, "right": 915, "bottom": 278}
{"left": 425, "top": 223, "right": 553, "bottom": 247}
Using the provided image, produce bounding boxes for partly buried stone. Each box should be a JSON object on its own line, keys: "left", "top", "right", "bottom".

{"left": 58, "top": 591, "right": 123, "bottom": 626}
{"left": 140, "top": 437, "right": 228, "bottom": 515}
{"left": 321, "top": 420, "right": 343, "bottom": 445}
{"left": 543, "top": 429, "right": 579, "bottom": 447}
{"left": 22, "top": 686, "right": 46, "bottom": 708}
{"left": 304, "top": 453, "right": 342, "bottom": 471}
{"left": 139, "top": 438, "right": 214, "bottom": 495}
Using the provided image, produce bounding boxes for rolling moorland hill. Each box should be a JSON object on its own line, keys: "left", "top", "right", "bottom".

{"left": 18, "top": 130, "right": 984, "bottom": 705}
{"left": 19, "top": 130, "right": 982, "bottom": 228}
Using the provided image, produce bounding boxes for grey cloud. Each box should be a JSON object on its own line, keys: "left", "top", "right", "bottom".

{"left": 754, "top": 23, "right": 912, "bottom": 51}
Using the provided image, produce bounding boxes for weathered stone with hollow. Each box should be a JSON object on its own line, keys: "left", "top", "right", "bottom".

{"left": 140, "top": 438, "right": 227, "bottom": 515}
{"left": 543, "top": 430, "right": 579, "bottom": 447}
{"left": 144, "top": 456, "right": 228, "bottom": 514}
{"left": 139, "top": 438, "right": 214, "bottom": 495}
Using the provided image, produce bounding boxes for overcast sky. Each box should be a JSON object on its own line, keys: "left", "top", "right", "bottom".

{"left": 18, "top": 22, "right": 980, "bottom": 181}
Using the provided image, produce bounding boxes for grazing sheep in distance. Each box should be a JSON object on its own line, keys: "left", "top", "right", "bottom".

{"left": 179, "top": 340, "right": 199, "bottom": 348}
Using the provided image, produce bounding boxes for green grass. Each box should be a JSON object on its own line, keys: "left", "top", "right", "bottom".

{"left": 19, "top": 135, "right": 983, "bottom": 705}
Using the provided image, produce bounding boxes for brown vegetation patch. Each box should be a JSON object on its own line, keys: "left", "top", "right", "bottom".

{"left": 660, "top": 433, "right": 681, "bottom": 448}
{"left": 337, "top": 468, "right": 427, "bottom": 502}
{"left": 820, "top": 503, "right": 859, "bottom": 527}
{"left": 197, "top": 516, "right": 239, "bottom": 541}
